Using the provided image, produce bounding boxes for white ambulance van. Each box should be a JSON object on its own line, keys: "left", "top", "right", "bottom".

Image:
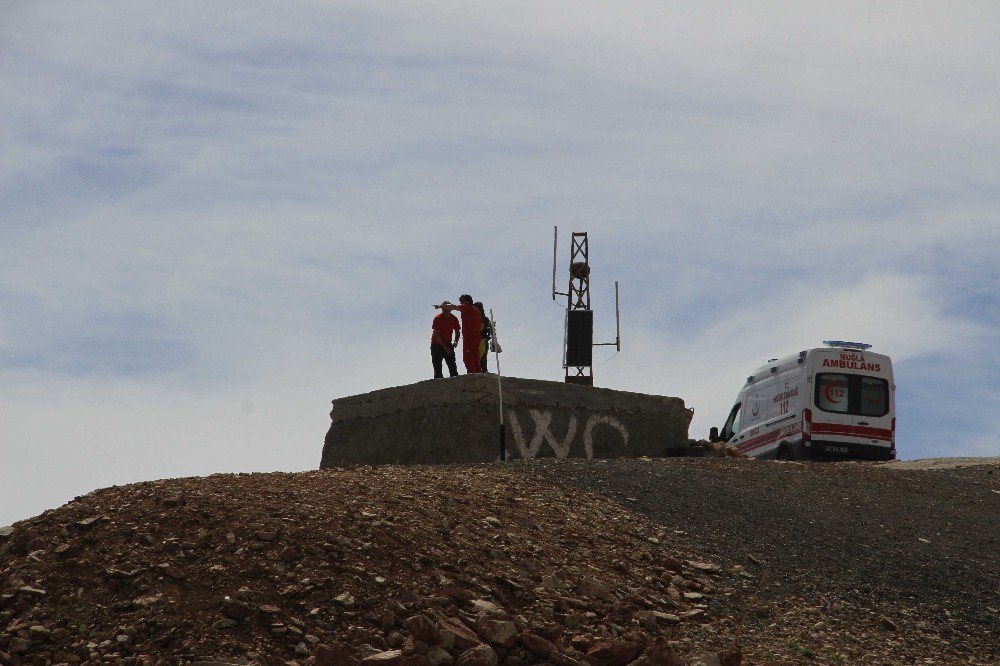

{"left": 709, "top": 341, "right": 896, "bottom": 461}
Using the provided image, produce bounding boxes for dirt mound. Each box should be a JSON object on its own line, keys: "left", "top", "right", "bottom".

{"left": 0, "top": 467, "right": 735, "bottom": 665}
{"left": 3, "top": 458, "right": 997, "bottom": 665}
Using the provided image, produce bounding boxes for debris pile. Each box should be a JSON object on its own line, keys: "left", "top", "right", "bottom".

{"left": 0, "top": 467, "right": 738, "bottom": 665}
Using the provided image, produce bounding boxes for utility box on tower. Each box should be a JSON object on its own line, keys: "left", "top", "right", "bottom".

{"left": 565, "top": 310, "right": 594, "bottom": 368}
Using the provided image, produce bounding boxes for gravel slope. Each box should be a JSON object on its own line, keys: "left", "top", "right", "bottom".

{"left": 1, "top": 458, "right": 996, "bottom": 665}
{"left": 524, "top": 457, "right": 1000, "bottom": 664}
{"left": 0, "top": 467, "right": 736, "bottom": 666}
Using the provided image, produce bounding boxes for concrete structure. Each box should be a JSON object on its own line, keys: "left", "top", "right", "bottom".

{"left": 321, "top": 375, "right": 692, "bottom": 467}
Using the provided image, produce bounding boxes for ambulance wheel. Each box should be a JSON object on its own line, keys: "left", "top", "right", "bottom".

{"left": 775, "top": 445, "right": 791, "bottom": 461}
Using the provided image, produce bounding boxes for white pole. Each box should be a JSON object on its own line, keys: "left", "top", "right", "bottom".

{"left": 489, "top": 308, "right": 505, "bottom": 460}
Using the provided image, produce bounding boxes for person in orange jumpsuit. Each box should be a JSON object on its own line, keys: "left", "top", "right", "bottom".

{"left": 434, "top": 294, "right": 483, "bottom": 373}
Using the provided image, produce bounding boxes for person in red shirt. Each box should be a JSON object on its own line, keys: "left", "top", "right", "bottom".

{"left": 434, "top": 294, "right": 483, "bottom": 373}
{"left": 430, "top": 301, "right": 461, "bottom": 378}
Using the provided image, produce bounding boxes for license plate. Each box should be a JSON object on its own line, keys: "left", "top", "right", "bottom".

{"left": 824, "top": 445, "right": 849, "bottom": 454}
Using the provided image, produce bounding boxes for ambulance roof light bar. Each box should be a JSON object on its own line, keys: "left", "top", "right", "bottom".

{"left": 823, "top": 340, "right": 872, "bottom": 351}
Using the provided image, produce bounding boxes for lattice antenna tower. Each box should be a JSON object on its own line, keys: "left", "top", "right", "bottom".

{"left": 552, "top": 226, "right": 621, "bottom": 386}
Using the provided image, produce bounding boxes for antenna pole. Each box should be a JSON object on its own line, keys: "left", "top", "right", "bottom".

{"left": 615, "top": 280, "right": 621, "bottom": 352}
{"left": 552, "top": 226, "right": 558, "bottom": 300}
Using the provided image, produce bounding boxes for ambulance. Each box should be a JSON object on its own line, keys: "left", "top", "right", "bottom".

{"left": 709, "top": 341, "right": 896, "bottom": 460}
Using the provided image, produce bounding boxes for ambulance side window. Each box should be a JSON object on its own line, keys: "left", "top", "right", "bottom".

{"left": 721, "top": 403, "right": 742, "bottom": 441}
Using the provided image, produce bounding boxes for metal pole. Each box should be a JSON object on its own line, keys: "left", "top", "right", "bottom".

{"left": 551, "top": 226, "right": 558, "bottom": 301}
{"left": 615, "top": 280, "right": 621, "bottom": 352}
{"left": 490, "top": 309, "right": 505, "bottom": 461}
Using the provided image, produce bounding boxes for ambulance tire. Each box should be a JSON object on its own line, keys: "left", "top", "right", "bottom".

{"left": 775, "top": 444, "right": 792, "bottom": 461}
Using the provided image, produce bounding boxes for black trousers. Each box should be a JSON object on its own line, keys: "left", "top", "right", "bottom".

{"left": 431, "top": 344, "right": 459, "bottom": 378}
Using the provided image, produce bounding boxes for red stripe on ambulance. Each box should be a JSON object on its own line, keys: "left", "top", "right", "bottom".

{"left": 812, "top": 423, "right": 892, "bottom": 442}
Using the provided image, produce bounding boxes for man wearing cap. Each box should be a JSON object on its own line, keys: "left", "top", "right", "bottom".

{"left": 434, "top": 294, "right": 483, "bottom": 374}
{"left": 430, "top": 301, "right": 461, "bottom": 378}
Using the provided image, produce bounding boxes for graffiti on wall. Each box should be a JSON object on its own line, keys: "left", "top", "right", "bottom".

{"left": 506, "top": 409, "right": 629, "bottom": 459}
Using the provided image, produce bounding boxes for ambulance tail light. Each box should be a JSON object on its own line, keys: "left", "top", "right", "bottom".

{"left": 891, "top": 417, "right": 896, "bottom": 449}
{"left": 802, "top": 408, "right": 812, "bottom": 443}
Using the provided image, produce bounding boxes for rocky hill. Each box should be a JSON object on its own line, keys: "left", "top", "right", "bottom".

{"left": 1, "top": 458, "right": 997, "bottom": 665}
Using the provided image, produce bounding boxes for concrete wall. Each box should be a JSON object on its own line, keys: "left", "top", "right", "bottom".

{"left": 320, "top": 375, "right": 692, "bottom": 467}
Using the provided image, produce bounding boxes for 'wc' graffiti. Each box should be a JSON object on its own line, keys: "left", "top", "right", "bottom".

{"left": 507, "top": 409, "right": 629, "bottom": 459}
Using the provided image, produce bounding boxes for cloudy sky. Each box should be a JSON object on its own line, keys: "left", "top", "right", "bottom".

{"left": 2, "top": 2, "right": 998, "bottom": 526}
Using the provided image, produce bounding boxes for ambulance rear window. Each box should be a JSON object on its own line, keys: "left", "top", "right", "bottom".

{"left": 861, "top": 377, "right": 889, "bottom": 416}
{"left": 815, "top": 373, "right": 890, "bottom": 416}
{"left": 816, "top": 374, "right": 849, "bottom": 413}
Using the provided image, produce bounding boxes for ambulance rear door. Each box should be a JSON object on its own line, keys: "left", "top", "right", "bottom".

{"left": 811, "top": 351, "right": 860, "bottom": 455}
{"left": 854, "top": 356, "right": 894, "bottom": 451}
{"left": 811, "top": 349, "right": 894, "bottom": 455}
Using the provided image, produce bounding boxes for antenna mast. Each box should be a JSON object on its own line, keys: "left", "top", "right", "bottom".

{"left": 552, "top": 226, "right": 621, "bottom": 386}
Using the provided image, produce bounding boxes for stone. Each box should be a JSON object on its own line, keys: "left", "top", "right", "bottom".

{"left": 879, "top": 616, "right": 898, "bottom": 631}
{"left": 76, "top": 516, "right": 104, "bottom": 528}
{"left": 547, "top": 652, "right": 584, "bottom": 666}
{"left": 719, "top": 650, "right": 743, "bottom": 666}
{"left": 316, "top": 644, "right": 358, "bottom": 665}
{"left": 335, "top": 591, "right": 357, "bottom": 608}
{"left": 221, "top": 598, "right": 251, "bottom": 620}
{"left": 401, "top": 656, "right": 432, "bottom": 666}
{"left": 474, "top": 617, "right": 517, "bottom": 647}
{"left": 586, "top": 640, "right": 644, "bottom": 666}
{"left": 387, "top": 631, "right": 406, "bottom": 648}
{"left": 578, "top": 578, "right": 612, "bottom": 601}
{"left": 403, "top": 614, "right": 441, "bottom": 644}
{"left": 17, "top": 586, "right": 46, "bottom": 597}
{"left": 635, "top": 610, "right": 659, "bottom": 631}
{"left": 686, "top": 561, "right": 720, "bottom": 573}
{"left": 362, "top": 650, "right": 404, "bottom": 664}
{"left": 631, "top": 640, "right": 686, "bottom": 666}
{"left": 518, "top": 631, "right": 555, "bottom": 658}
{"left": 425, "top": 646, "right": 453, "bottom": 666}
{"left": 539, "top": 576, "right": 568, "bottom": 590}
{"left": 439, "top": 584, "right": 474, "bottom": 602}
{"left": 0, "top": 526, "right": 13, "bottom": 540}
{"left": 8, "top": 637, "right": 31, "bottom": 654}
{"left": 157, "top": 563, "right": 186, "bottom": 580}
{"left": 280, "top": 546, "right": 300, "bottom": 562}
{"left": 469, "top": 599, "right": 501, "bottom": 616}
{"left": 661, "top": 556, "right": 684, "bottom": 573}
{"left": 455, "top": 644, "right": 497, "bottom": 666}
{"left": 28, "top": 625, "right": 51, "bottom": 640}
{"left": 436, "top": 615, "right": 482, "bottom": 650}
